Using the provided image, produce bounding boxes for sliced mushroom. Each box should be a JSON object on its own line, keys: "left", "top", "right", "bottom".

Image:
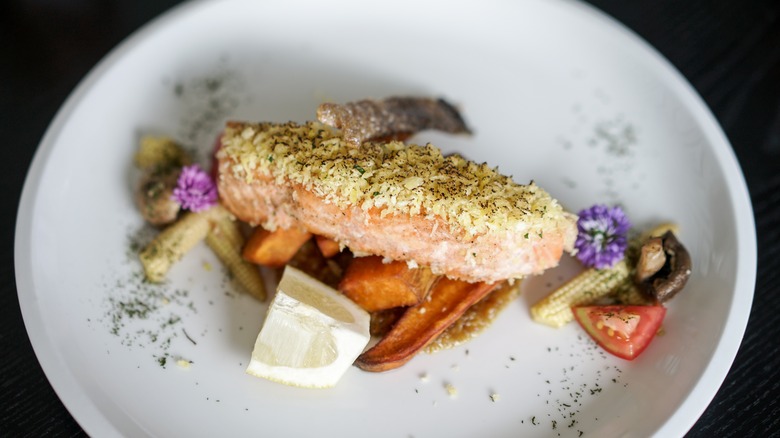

{"left": 135, "top": 168, "right": 181, "bottom": 226}
{"left": 635, "top": 231, "right": 692, "bottom": 302}
{"left": 635, "top": 237, "right": 666, "bottom": 282}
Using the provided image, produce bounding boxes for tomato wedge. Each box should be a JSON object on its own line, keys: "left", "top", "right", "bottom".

{"left": 572, "top": 305, "right": 666, "bottom": 360}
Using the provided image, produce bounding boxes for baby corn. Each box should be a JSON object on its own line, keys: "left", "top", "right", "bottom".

{"left": 206, "top": 214, "right": 267, "bottom": 301}
{"left": 531, "top": 259, "right": 630, "bottom": 328}
{"left": 139, "top": 205, "right": 228, "bottom": 282}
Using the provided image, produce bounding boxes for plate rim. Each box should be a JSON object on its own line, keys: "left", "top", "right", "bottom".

{"left": 14, "top": 1, "right": 210, "bottom": 436}
{"left": 565, "top": 0, "right": 757, "bottom": 434}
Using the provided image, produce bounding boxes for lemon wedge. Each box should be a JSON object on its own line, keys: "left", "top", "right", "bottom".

{"left": 246, "top": 266, "right": 370, "bottom": 388}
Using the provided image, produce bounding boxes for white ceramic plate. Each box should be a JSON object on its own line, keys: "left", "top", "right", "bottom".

{"left": 16, "top": 0, "right": 756, "bottom": 436}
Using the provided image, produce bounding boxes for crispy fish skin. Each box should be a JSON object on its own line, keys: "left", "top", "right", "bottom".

{"left": 317, "top": 97, "right": 471, "bottom": 146}
{"left": 217, "top": 121, "right": 576, "bottom": 283}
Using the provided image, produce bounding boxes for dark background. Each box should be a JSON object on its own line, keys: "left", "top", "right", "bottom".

{"left": 2, "top": 0, "right": 778, "bottom": 436}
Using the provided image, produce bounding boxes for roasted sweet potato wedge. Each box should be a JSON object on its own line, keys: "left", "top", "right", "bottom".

{"left": 355, "top": 278, "right": 499, "bottom": 372}
{"left": 315, "top": 235, "right": 341, "bottom": 258}
{"left": 339, "top": 256, "right": 439, "bottom": 312}
{"left": 242, "top": 226, "right": 312, "bottom": 268}
{"left": 425, "top": 281, "right": 520, "bottom": 353}
{"left": 369, "top": 307, "right": 406, "bottom": 338}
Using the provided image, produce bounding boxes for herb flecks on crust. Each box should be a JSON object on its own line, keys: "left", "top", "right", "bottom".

{"left": 219, "top": 121, "right": 568, "bottom": 238}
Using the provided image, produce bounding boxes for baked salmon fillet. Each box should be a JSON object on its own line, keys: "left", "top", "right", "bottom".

{"left": 216, "top": 121, "right": 577, "bottom": 283}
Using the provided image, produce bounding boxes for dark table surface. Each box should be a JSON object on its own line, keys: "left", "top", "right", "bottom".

{"left": 2, "top": 0, "right": 778, "bottom": 436}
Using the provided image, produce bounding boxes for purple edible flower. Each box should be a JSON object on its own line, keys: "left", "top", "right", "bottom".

{"left": 574, "top": 204, "right": 631, "bottom": 269}
{"left": 172, "top": 164, "right": 218, "bottom": 212}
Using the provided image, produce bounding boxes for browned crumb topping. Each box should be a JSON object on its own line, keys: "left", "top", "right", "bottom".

{"left": 220, "top": 121, "right": 566, "bottom": 237}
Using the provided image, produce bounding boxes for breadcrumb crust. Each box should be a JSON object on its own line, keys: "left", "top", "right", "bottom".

{"left": 219, "top": 121, "right": 568, "bottom": 238}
